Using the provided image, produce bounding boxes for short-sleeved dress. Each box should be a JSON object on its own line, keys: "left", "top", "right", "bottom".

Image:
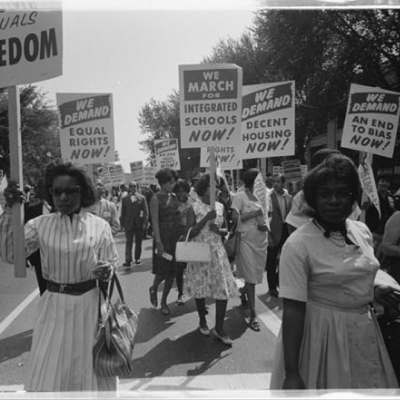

{"left": 152, "top": 192, "right": 181, "bottom": 279}
{"left": 232, "top": 190, "right": 268, "bottom": 284}
{"left": 184, "top": 200, "right": 238, "bottom": 300}
{"left": 270, "top": 219, "right": 399, "bottom": 389}
{"left": 2, "top": 210, "right": 120, "bottom": 392}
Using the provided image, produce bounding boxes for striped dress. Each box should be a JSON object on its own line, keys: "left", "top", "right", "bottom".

{"left": 0, "top": 209, "right": 119, "bottom": 391}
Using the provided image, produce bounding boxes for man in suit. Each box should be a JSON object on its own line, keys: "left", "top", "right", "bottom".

{"left": 265, "top": 173, "right": 292, "bottom": 297}
{"left": 120, "top": 181, "right": 149, "bottom": 267}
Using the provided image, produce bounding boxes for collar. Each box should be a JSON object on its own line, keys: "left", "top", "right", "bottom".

{"left": 56, "top": 209, "right": 87, "bottom": 219}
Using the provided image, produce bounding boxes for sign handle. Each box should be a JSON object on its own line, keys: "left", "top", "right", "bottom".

{"left": 209, "top": 147, "right": 216, "bottom": 210}
{"left": 8, "top": 86, "right": 26, "bottom": 278}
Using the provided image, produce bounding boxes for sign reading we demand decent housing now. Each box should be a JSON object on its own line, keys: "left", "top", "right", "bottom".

{"left": 57, "top": 93, "right": 115, "bottom": 164}
{"left": 0, "top": 2, "right": 63, "bottom": 87}
{"left": 179, "top": 64, "right": 242, "bottom": 148}
{"left": 341, "top": 84, "right": 400, "bottom": 158}
{"left": 241, "top": 81, "right": 295, "bottom": 159}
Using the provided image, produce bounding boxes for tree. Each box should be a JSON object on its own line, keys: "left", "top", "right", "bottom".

{"left": 0, "top": 85, "right": 60, "bottom": 183}
{"left": 138, "top": 90, "right": 201, "bottom": 180}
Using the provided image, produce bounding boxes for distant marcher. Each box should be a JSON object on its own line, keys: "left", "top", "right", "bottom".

{"left": 232, "top": 169, "right": 269, "bottom": 332}
{"left": 185, "top": 174, "right": 238, "bottom": 345}
{"left": 0, "top": 160, "right": 118, "bottom": 391}
{"left": 149, "top": 168, "right": 181, "bottom": 316}
{"left": 265, "top": 173, "right": 292, "bottom": 297}
{"left": 120, "top": 181, "right": 148, "bottom": 267}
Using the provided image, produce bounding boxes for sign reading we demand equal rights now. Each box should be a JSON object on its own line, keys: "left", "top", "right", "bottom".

{"left": 179, "top": 64, "right": 242, "bottom": 148}
{"left": 241, "top": 81, "right": 295, "bottom": 159}
{"left": 57, "top": 93, "right": 115, "bottom": 164}
{"left": 0, "top": 2, "right": 63, "bottom": 88}
{"left": 341, "top": 84, "right": 400, "bottom": 158}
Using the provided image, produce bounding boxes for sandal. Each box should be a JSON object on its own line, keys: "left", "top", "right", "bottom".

{"left": 248, "top": 319, "right": 261, "bottom": 332}
{"left": 149, "top": 287, "right": 158, "bottom": 308}
{"left": 161, "top": 305, "right": 170, "bottom": 316}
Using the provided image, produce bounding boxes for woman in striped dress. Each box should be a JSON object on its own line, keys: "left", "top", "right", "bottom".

{"left": 0, "top": 160, "right": 119, "bottom": 392}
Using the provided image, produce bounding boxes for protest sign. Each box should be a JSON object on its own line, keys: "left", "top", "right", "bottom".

{"left": 97, "top": 165, "right": 111, "bottom": 188}
{"left": 241, "top": 81, "right": 295, "bottom": 159}
{"left": 358, "top": 154, "right": 380, "bottom": 218}
{"left": 272, "top": 166, "right": 283, "bottom": 175}
{"left": 282, "top": 159, "right": 302, "bottom": 181}
{"left": 341, "top": 84, "right": 400, "bottom": 158}
{"left": 200, "top": 146, "right": 242, "bottom": 170}
{"left": 130, "top": 161, "right": 144, "bottom": 183}
{"left": 179, "top": 64, "right": 242, "bottom": 148}
{"left": 0, "top": 2, "right": 63, "bottom": 88}
{"left": 154, "top": 138, "right": 180, "bottom": 170}
{"left": 253, "top": 172, "right": 270, "bottom": 229}
{"left": 57, "top": 93, "right": 115, "bottom": 164}
{"left": 143, "top": 167, "right": 157, "bottom": 185}
{"left": 109, "top": 164, "right": 125, "bottom": 186}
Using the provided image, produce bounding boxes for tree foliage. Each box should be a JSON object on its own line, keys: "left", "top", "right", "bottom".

{"left": 0, "top": 85, "right": 60, "bottom": 184}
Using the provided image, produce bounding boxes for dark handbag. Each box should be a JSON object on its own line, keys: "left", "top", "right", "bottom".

{"left": 93, "top": 274, "right": 138, "bottom": 377}
{"left": 224, "top": 231, "right": 241, "bottom": 258}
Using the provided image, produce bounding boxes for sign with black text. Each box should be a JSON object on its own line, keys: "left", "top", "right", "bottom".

{"left": 129, "top": 161, "right": 144, "bottom": 183}
{"left": 179, "top": 64, "right": 242, "bottom": 148}
{"left": 154, "top": 138, "right": 180, "bottom": 170}
{"left": 200, "top": 146, "right": 242, "bottom": 170}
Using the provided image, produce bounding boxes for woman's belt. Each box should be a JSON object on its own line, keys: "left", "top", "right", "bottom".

{"left": 308, "top": 299, "right": 369, "bottom": 314}
{"left": 47, "top": 279, "right": 97, "bottom": 295}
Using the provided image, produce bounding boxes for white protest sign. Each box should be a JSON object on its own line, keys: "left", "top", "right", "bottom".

{"left": 282, "top": 159, "right": 302, "bottom": 181}
{"left": 97, "top": 165, "right": 111, "bottom": 187}
{"left": 109, "top": 164, "right": 125, "bottom": 186}
{"left": 179, "top": 64, "right": 242, "bottom": 148}
{"left": 154, "top": 138, "right": 180, "bottom": 170}
{"left": 57, "top": 93, "right": 115, "bottom": 164}
{"left": 341, "top": 84, "right": 400, "bottom": 158}
{"left": 129, "top": 161, "right": 144, "bottom": 183}
{"left": 0, "top": 2, "right": 63, "bottom": 88}
{"left": 358, "top": 155, "right": 380, "bottom": 218}
{"left": 200, "top": 146, "right": 242, "bottom": 170}
{"left": 241, "top": 81, "right": 295, "bottom": 159}
{"left": 253, "top": 172, "right": 270, "bottom": 229}
{"left": 272, "top": 166, "right": 283, "bottom": 175}
{"left": 143, "top": 166, "right": 157, "bottom": 185}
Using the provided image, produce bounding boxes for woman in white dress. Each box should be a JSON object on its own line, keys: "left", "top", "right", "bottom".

{"left": 270, "top": 154, "right": 399, "bottom": 390}
{"left": 1, "top": 160, "right": 118, "bottom": 391}
{"left": 185, "top": 174, "right": 239, "bottom": 346}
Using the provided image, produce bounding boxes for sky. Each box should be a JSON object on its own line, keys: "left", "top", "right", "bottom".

{"left": 36, "top": 0, "right": 259, "bottom": 172}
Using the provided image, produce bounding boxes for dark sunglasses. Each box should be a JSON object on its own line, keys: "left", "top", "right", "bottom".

{"left": 50, "top": 186, "right": 81, "bottom": 197}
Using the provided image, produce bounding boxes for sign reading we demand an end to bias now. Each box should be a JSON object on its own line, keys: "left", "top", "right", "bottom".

{"left": 341, "top": 84, "right": 400, "bottom": 158}
{"left": 0, "top": 2, "right": 63, "bottom": 88}
{"left": 57, "top": 93, "right": 115, "bottom": 164}
{"left": 179, "top": 64, "right": 242, "bottom": 148}
{"left": 241, "top": 81, "right": 295, "bottom": 159}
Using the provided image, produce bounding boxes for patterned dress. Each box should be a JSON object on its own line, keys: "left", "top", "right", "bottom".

{"left": 184, "top": 200, "right": 238, "bottom": 300}
{"left": 152, "top": 192, "right": 181, "bottom": 279}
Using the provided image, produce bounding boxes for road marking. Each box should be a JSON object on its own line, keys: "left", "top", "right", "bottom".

{"left": 256, "top": 303, "right": 281, "bottom": 337}
{"left": 0, "top": 288, "right": 39, "bottom": 336}
{"left": 118, "top": 372, "right": 272, "bottom": 391}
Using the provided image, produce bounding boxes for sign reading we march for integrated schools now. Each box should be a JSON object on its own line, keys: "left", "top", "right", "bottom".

{"left": 179, "top": 64, "right": 242, "bottom": 148}
{"left": 57, "top": 93, "right": 115, "bottom": 164}
{"left": 154, "top": 138, "right": 180, "bottom": 170}
{"left": 241, "top": 81, "right": 295, "bottom": 159}
{"left": 0, "top": 2, "right": 63, "bottom": 87}
{"left": 341, "top": 84, "right": 400, "bottom": 158}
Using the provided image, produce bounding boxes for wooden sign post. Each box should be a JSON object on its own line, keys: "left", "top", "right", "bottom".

{"left": 209, "top": 147, "right": 216, "bottom": 210}
{"left": 8, "top": 86, "right": 26, "bottom": 278}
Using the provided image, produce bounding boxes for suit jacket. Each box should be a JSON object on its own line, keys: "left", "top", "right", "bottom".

{"left": 120, "top": 193, "right": 149, "bottom": 232}
{"left": 269, "top": 189, "right": 292, "bottom": 246}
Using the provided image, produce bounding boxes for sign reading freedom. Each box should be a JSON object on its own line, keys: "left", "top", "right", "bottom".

{"left": 0, "top": 2, "right": 63, "bottom": 87}
{"left": 179, "top": 63, "right": 242, "bottom": 148}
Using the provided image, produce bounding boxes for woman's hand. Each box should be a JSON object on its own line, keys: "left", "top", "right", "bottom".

{"left": 92, "top": 262, "right": 114, "bottom": 282}
{"left": 156, "top": 240, "right": 164, "bottom": 255}
{"left": 282, "top": 371, "right": 306, "bottom": 390}
{"left": 205, "top": 209, "right": 217, "bottom": 221}
{"left": 209, "top": 223, "right": 227, "bottom": 236}
{"left": 257, "top": 223, "right": 268, "bottom": 232}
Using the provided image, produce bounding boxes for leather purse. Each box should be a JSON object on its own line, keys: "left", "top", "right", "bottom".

{"left": 93, "top": 274, "right": 138, "bottom": 377}
{"left": 175, "top": 229, "right": 212, "bottom": 263}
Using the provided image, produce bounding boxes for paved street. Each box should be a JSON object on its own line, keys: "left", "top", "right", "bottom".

{"left": 0, "top": 232, "right": 283, "bottom": 394}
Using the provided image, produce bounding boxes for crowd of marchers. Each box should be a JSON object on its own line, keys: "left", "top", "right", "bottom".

{"left": 1, "top": 150, "right": 400, "bottom": 392}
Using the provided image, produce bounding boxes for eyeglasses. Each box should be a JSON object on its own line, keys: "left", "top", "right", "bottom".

{"left": 50, "top": 187, "right": 81, "bottom": 197}
{"left": 317, "top": 188, "right": 353, "bottom": 201}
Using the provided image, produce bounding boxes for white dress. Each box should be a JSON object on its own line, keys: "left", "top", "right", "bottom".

{"left": 270, "top": 219, "right": 398, "bottom": 389}
{"left": 20, "top": 210, "right": 119, "bottom": 391}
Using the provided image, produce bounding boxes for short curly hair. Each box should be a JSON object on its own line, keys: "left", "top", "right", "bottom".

{"left": 303, "top": 154, "right": 361, "bottom": 216}
{"left": 44, "top": 159, "right": 96, "bottom": 209}
{"left": 155, "top": 168, "right": 178, "bottom": 186}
